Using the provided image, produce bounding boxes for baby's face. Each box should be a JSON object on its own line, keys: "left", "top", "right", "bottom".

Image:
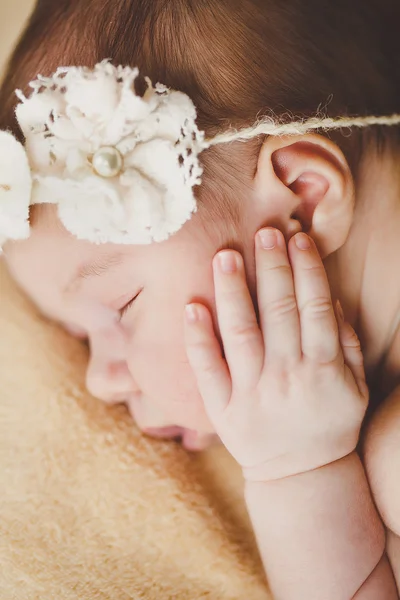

{"left": 5, "top": 206, "right": 234, "bottom": 450}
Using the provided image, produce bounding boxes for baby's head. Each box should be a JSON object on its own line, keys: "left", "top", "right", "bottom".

{"left": 1, "top": 0, "right": 400, "bottom": 448}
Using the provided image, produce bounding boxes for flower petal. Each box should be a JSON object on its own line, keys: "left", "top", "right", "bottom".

{"left": 0, "top": 131, "right": 32, "bottom": 245}
{"left": 34, "top": 175, "right": 128, "bottom": 243}
{"left": 64, "top": 66, "right": 119, "bottom": 122}
{"left": 15, "top": 90, "right": 65, "bottom": 138}
{"left": 121, "top": 143, "right": 198, "bottom": 244}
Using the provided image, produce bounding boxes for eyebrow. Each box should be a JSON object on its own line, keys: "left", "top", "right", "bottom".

{"left": 65, "top": 253, "right": 126, "bottom": 293}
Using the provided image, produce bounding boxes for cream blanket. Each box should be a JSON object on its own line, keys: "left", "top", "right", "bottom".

{"left": 0, "top": 261, "right": 270, "bottom": 599}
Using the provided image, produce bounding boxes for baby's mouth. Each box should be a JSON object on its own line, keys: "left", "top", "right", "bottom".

{"left": 143, "top": 426, "right": 216, "bottom": 452}
{"left": 143, "top": 426, "right": 183, "bottom": 439}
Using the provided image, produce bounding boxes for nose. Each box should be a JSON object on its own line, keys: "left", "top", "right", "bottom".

{"left": 86, "top": 357, "right": 137, "bottom": 404}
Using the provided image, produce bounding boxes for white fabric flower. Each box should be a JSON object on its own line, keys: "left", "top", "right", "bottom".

{"left": 0, "top": 131, "right": 31, "bottom": 249}
{"left": 0, "top": 59, "right": 208, "bottom": 248}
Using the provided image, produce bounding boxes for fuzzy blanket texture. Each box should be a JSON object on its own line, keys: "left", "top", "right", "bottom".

{"left": 0, "top": 261, "right": 271, "bottom": 599}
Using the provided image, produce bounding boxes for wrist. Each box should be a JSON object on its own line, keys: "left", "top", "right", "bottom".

{"left": 243, "top": 450, "right": 359, "bottom": 490}
{"left": 243, "top": 451, "right": 386, "bottom": 600}
{"left": 242, "top": 448, "right": 358, "bottom": 484}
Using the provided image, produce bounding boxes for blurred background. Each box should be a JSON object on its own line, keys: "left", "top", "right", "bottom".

{"left": 0, "top": 0, "right": 35, "bottom": 78}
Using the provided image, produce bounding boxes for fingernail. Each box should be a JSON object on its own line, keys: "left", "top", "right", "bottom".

{"left": 258, "top": 228, "right": 277, "bottom": 249}
{"left": 218, "top": 251, "right": 238, "bottom": 274}
{"left": 185, "top": 304, "right": 199, "bottom": 324}
{"left": 295, "top": 233, "right": 311, "bottom": 250}
{"left": 336, "top": 300, "right": 345, "bottom": 323}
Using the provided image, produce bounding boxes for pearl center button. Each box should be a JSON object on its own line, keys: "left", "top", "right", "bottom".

{"left": 92, "top": 146, "right": 123, "bottom": 178}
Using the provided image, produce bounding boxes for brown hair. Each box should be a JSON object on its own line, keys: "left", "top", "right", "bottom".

{"left": 1, "top": 0, "right": 400, "bottom": 217}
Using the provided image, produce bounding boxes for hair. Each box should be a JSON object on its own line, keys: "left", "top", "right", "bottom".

{"left": 1, "top": 0, "right": 400, "bottom": 225}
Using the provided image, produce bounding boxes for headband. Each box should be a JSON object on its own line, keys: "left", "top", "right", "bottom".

{"left": 1, "top": 59, "right": 400, "bottom": 250}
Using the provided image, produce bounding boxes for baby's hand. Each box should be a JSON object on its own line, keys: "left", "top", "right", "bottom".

{"left": 185, "top": 229, "right": 369, "bottom": 482}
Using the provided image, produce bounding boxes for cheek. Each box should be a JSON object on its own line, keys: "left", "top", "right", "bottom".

{"left": 129, "top": 331, "right": 197, "bottom": 399}
{"left": 125, "top": 251, "right": 219, "bottom": 428}
{"left": 128, "top": 284, "right": 207, "bottom": 401}
{"left": 126, "top": 313, "right": 212, "bottom": 427}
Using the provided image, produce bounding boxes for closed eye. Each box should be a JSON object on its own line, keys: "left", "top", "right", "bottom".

{"left": 119, "top": 288, "right": 143, "bottom": 319}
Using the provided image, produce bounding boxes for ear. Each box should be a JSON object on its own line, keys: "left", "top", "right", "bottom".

{"left": 254, "top": 134, "right": 355, "bottom": 257}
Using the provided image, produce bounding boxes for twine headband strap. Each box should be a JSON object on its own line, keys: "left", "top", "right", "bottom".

{"left": 207, "top": 113, "right": 400, "bottom": 146}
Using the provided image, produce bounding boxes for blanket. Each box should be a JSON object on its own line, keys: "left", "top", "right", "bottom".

{"left": 0, "top": 261, "right": 271, "bottom": 599}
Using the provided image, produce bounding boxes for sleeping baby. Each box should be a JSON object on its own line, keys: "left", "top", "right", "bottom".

{"left": 1, "top": 0, "right": 400, "bottom": 597}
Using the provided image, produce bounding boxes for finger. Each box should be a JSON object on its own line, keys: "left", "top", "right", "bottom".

{"left": 213, "top": 250, "right": 264, "bottom": 388}
{"left": 289, "top": 233, "right": 340, "bottom": 363}
{"left": 256, "top": 228, "right": 301, "bottom": 364}
{"left": 336, "top": 301, "right": 369, "bottom": 400}
{"left": 184, "top": 303, "right": 232, "bottom": 419}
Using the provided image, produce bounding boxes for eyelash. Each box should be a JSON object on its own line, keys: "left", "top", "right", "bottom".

{"left": 119, "top": 289, "right": 143, "bottom": 319}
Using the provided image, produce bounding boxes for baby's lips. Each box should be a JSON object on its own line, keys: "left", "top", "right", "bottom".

{"left": 142, "top": 426, "right": 184, "bottom": 439}
{"left": 142, "top": 426, "right": 221, "bottom": 452}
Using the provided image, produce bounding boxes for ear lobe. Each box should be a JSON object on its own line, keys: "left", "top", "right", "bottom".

{"left": 255, "top": 134, "right": 355, "bottom": 257}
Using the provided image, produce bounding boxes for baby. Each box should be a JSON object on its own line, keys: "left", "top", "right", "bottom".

{"left": 1, "top": 0, "right": 400, "bottom": 597}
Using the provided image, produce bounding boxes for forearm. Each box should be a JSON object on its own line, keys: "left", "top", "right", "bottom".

{"left": 244, "top": 452, "right": 395, "bottom": 600}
